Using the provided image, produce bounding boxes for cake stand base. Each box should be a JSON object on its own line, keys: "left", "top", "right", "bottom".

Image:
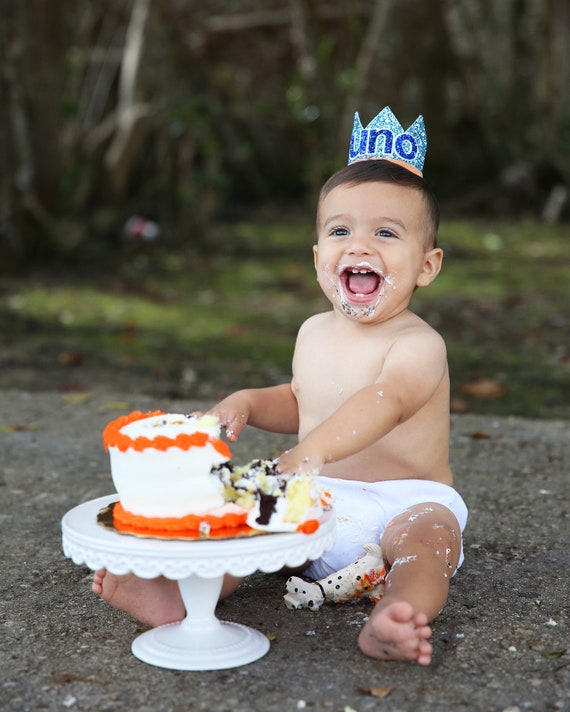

{"left": 131, "top": 572, "right": 270, "bottom": 670}
{"left": 132, "top": 620, "right": 270, "bottom": 671}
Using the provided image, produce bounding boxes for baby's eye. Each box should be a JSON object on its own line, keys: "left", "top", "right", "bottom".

{"left": 376, "top": 228, "right": 397, "bottom": 238}
{"left": 329, "top": 226, "right": 349, "bottom": 237}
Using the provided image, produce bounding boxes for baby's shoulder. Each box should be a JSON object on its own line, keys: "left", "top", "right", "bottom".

{"left": 387, "top": 317, "right": 447, "bottom": 370}
{"left": 391, "top": 310, "right": 442, "bottom": 338}
{"left": 297, "top": 312, "right": 331, "bottom": 338}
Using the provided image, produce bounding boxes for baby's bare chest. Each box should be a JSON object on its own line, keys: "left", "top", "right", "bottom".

{"left": 293, "top": 333, "right": 387, "bottom": 411}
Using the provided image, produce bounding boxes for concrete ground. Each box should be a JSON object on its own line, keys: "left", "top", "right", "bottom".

{"left": 0, "top": 389, "right": 568, "bottom": 712}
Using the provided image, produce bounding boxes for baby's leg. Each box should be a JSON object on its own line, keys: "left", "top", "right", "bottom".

{"left": 92, "top": 571, "right": 243, "bottom": 628}
{"left": 358, "top": 502, "right": 462, "bottom": 666}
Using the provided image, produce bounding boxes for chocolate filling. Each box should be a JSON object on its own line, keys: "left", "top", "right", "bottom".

{"left": 256, "top": 492, "right": 278, "bottom": 525}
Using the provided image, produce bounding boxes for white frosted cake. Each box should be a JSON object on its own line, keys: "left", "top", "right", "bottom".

{"left": 102, "top": 410, "right": 328, "bottom": 537}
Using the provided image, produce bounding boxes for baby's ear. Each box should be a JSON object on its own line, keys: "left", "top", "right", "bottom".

{"left": 416, "top": 247, "right": 443, "bottom": 287}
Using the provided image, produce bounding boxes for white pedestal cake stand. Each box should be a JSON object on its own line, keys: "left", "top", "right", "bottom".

{"left": 61, "top": 494, "right": 335, "bottom": 671}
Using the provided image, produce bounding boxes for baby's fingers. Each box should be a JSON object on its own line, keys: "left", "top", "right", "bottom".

{"left": 188, "top": 408, "right": 240, "bottom": 440}
{"left": 224, "top": 413, "right": 248, "bottom": 441}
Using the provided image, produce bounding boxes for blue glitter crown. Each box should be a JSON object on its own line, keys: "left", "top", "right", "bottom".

{"left": 347, "top": 107, "right": 427, "bottom": 174}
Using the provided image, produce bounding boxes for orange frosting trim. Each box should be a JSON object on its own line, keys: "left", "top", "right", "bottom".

{"left": 296, "top": 519, "right": 320, "bottom": 534}
{"left": 102, "top": 410, "right": 232, "bottom": 459}
{"left": 113, "top": 501, "right": 248, "bottom": 534}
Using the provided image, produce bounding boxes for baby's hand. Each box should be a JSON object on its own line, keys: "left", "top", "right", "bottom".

{"left": 206, "top": 393, "right": 251, "bottom": 442}
{"left": 277, "top": 447, "right": 323, "bottom": 477}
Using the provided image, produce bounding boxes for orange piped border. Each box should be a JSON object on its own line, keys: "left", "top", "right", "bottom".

{"left": 112, "top": 500, "right": 249, "bottom": 536}
{"left": 102, "top": 410, "right": 232, "bottom": 459}
{"left": 296, "top": 519, "right": 320, "bottom": 534}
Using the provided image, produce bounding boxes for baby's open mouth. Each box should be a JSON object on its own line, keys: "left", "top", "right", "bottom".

{"left": 339, "top": 265, "right": 384, "bottom": 303}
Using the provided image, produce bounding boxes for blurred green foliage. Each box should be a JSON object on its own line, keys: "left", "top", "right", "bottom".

{"left": 2, "top": 218, "right": 569, "bottom": 418}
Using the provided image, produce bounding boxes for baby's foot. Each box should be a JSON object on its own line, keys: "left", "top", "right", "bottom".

{"left": 358, "top": 601, "right": 433, "bottom": 665}
{"left": 92, "top": 570, "right": 185, "bottom": 628}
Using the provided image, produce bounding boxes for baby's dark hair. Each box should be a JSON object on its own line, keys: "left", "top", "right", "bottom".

{"left": 319, "top": 160, "right": 440, "bottom": 248}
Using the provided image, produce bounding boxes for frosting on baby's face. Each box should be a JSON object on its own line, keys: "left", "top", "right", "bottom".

{"left": 319, "top": 259, "right": 397, "bottom": 320}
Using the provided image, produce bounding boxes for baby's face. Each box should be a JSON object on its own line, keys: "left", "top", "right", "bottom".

{"left": 314, "top": 181, "right": 441, "bottom": 323}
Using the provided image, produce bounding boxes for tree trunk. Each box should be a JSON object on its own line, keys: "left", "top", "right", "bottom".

{"left": 1, "top": 0, "right": 64, "bottom": 254}
{"left": 18, "top": 0, "right": 64, "bottom": 208}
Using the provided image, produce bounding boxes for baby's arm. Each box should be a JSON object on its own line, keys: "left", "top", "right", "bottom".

{"left": 208, "top": 383, "right": 299, "bottom": 441}
{"left": 278, "top": 331, "right": 447, "bottom": 474}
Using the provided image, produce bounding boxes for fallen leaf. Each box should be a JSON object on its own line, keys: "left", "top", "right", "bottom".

{"left": 450, "top": 399, "right": 470, "bottom": 413}
{"left": 57, "top": 350, "right": 85, "bottom": 367}
{"left": 0, "top": 423, "right": 40, "bottom": 433}
{"left": 135, "top": 624, "right": 152, "bottom": 634}
{"left": 60, "top": 392, "right": 93, "bottom": 405}
{"left": 459, "top": 378, "right": 505, "bottom": 399}
{"left": 546, "top": 650, "right": 566, "bottom": 659}
{"left": 101, "top": 401, "right": 132, "bottom": 411}
{"left": 470, "top": 431, "right": 491, "bottom": 440}
{"left": 357, "top": 685, "right": 392, "bottom": 698}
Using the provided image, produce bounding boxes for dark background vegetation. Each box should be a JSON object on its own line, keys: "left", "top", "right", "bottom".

{"left": 1, "top": 0, "right": 569, "bottom": 418}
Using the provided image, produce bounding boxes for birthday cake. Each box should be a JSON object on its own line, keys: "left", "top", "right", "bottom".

{"left": 102, "top": 411, "right": 326, "bottom": 538}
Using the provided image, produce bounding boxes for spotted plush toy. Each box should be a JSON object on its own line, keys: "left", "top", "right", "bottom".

{"left": 283, "top": 542, "right": 387, "bottom": 611}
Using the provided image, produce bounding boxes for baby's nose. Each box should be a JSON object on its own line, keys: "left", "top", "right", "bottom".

{"left": 347, "top": 234, "right": 373, "bottom": 254}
